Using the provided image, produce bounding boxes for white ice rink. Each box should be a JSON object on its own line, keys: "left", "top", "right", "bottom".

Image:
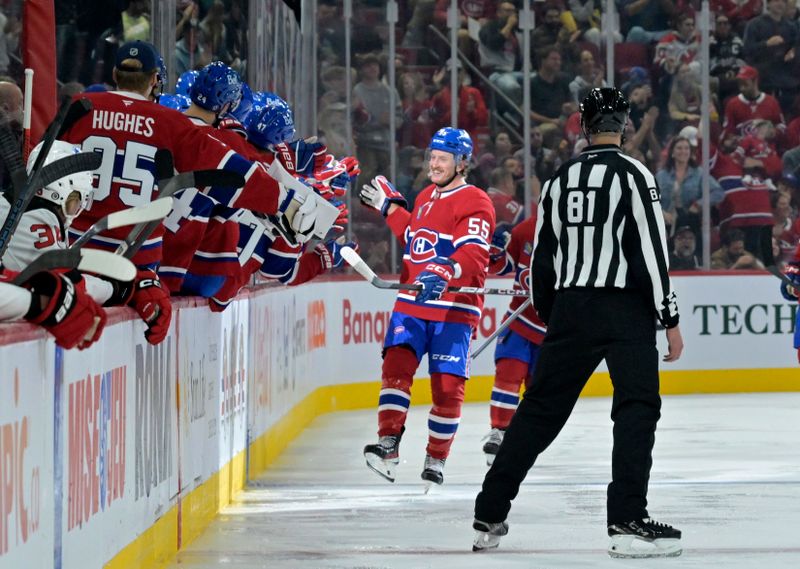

{"left": 170, "top": 393, "right": 800, "bottom": 568}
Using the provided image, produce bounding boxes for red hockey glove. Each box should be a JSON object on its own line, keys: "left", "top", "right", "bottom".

{"left": 22, "top": 271, "right": 107, "bottom": 350}
{"left": 128, "top": 269, "right": 172, "bottom": 345}
{"left": 359, "top": 175, "right": 407, "bottom": 216}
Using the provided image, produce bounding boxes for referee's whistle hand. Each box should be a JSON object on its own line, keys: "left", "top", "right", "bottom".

{"left": 663, "top": 325, "right": 684, "bottom": 362}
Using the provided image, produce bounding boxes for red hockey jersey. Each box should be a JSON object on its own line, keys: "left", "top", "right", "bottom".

{"left": 492, "top": 216, "right": 546, "bottom": 345}
{"left": 487, "top": 187, "right": 524, "bottom": 226}
{"left": 386, "top": 183, "right": 495, "bottom": 326}
{"left": 722, "top": 93, "right": 784, "bottom": 141}
{"left": 61, "top": 91, "right": 281, "bottom": 266}
{"left": 710, "top": 148, "right": 773, "bottom": 228}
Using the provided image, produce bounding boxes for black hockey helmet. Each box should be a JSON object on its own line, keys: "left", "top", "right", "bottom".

{"left": 580, "top": 87, "right": 630, "bottom": 137}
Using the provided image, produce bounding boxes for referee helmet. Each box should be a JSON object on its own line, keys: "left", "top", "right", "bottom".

{"left": 580, "top": 87, "right": 630, "bottom": 137}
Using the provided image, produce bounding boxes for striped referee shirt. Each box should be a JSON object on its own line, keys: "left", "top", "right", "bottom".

{"left": 531, "top": 144, "right": 680, "bottom": 328}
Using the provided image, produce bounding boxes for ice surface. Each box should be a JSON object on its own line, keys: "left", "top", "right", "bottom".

{"left": 170, "top": 393, "right": 800, "bottom": 568}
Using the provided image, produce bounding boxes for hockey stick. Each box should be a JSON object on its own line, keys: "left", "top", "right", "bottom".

{"left": 0, "top": 124, "right": 26, "bottom": 197}
{"left": 0, "top": 98, "right": 94, "bottom": 260}
{"left": 22, "top": 69, "right": 33, "bottom": 161}
{"left": 116, "top": 167, "right": 246, "bottom": 258}
{"left": 340, "top": 246, "right": 529, "bottom": 297}
{"left": 471, "top": 298, "right": 533, "bottom": 359}
{"left": 0, "top": 151, "right": 102, "bottom": 260}
{"left": 12, "top": 248, "right": 136, "bottom": 285}
{"left": 765, "top": 264, "right": 796, "bottom": 289}
{"left": 69, "top": 197, "right": 174, "bottom": 249}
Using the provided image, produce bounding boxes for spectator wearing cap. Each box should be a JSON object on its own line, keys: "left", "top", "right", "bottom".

{"left": 711, "top": 228, "right": 764, "bottom": 269}
{"left": 710, "top": 13, "right": 746, "bottom": 102}
{"left": 620, "top": 66, "right": 650, "bottom": 97}
{"left": 669, "top": 226, "right": 700, "bottom": 270}
{"left": 656, "top": 136, "right": 724, "bottom": 238}
{"left": 721, "top": 65, "right": 785, "bottom": 150}
{"left": 743, "top": 0, "right": 799, "bottom": 109}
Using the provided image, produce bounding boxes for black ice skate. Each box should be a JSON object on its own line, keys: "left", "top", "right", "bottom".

{"left": 420, "top": 454, "right": 445, "bottom": 493}
{"left": 607, "top": 518, "right": 682, "bottom": 558}
{"left": 472, "top": 519, "right": 509, "bottom": 552}
{"left": 481, "top": 428, "right": 504, "bottom": 466}
{"left": 363, "top": 428, "right": 403, "bottom": 482}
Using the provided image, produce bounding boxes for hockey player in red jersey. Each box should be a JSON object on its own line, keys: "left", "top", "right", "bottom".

{"left": 359, "top": 127, "right": 495, "bottom": 489}
{"left": 481, "top": 216, "right": 547, "bottom": 465}
{"left": 60, "top": 41, "right": 327, "bottom": 269}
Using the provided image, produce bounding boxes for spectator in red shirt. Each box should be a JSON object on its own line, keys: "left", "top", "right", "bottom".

{"left": 398, "top": 71, "right": 434, "bottom": 149}
{"left": 734, "top": 119, "right": 782, "bottom": 181}
{"left": 721, "top": 65, "right": 785, "bottom": 150}
{"left": 711, "top": 0, "right": 763, "bottom": 35}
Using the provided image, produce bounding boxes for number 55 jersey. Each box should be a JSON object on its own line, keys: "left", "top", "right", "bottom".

{"left": 385, "top": 182, "right": 495, "bottom": 326}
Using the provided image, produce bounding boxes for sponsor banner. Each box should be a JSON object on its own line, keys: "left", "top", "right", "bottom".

{"left": 215, "top": 300, "right": 248, "bottom": 469}
{"left": 0, "top": 340, "right": 53, "bottom": 568}
{"left": 177, "top": 308, "right": 221, "bottom": 490}
{"left": 59, "top": 319, "right": 179, "bottom": 567}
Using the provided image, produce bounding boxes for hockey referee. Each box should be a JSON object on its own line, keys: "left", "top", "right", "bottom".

{"left": 472, "top": 87, "right": 684, "bottom": 558}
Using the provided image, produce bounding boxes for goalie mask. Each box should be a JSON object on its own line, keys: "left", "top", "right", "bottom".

{"left": 26, "top": 140, "right": 94, "bottom": 226}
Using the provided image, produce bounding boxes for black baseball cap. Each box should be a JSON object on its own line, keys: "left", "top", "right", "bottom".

{"left": 674, "top": 225, "right": 695, "bottom": 237}
{"left": 115, "top": 40, "right": 160, "bottom": 73}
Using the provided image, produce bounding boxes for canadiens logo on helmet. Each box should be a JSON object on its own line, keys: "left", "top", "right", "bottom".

{"left": 410, "top": 229, "right": 439, "bottom": 263}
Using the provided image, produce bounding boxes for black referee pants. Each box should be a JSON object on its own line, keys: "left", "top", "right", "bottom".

{"left": 475, "top": 288, "right": 661, "bottom": 525}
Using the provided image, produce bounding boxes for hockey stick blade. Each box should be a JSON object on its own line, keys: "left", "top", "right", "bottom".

{"left": 341, "top": 246, "right": 379, "bottom": 282}
{"left": 12, "top": 248, "right": 136, "bottom": 285}
{"left": 0, "top": 125, "right": 26, "bottom": 197}
{"left": 69, "top": 197, "right": 174, "bottom": 249}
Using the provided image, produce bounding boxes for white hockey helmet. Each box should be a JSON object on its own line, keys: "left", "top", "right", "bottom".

{"left": 26, "top": 140, "right": 94, "bottom": 224}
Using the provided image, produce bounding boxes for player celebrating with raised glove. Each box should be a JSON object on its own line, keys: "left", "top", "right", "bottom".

{"left": 359, "top": 128, "right": 495, "bottom": 490}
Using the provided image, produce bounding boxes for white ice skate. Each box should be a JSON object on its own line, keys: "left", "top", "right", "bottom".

{"left": 481, "top": 428, "right": 504, "bottom": 466}
{"left": 472, "top": 519, "right": 509, "bottom": 551}
{"left": 421, "top": 454, "right": 445, "bottom": 494}
{"left": 363, "top": 432, "right": 402, "bottom": 483}
{"left": 607, "top": 518, "right": 682, "bottom": 558}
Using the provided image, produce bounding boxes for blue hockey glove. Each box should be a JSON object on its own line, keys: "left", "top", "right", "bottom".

{"left": 780, "top": 263, "right": 800, "bottom": 301}
{"left": 414, "top": 257, "right": 457, "bottom": 303}
{"left": 359, "top": 175, "right": 408, "bottom": 216}
{"left": 489, "top": 223, "right": 512, "bottom": 262}
{"left": 316, "top": 240, "right": 358, "bottom": 270}
{"left": 290, "top": 138, "right": 328, "bottom": 177}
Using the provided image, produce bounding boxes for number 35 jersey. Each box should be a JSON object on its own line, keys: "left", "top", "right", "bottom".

{"left": 61, "top": 91, "right": 282, "bottom": 267}
{"left": 386, "top": 183, "right": 495, "bottom": 326}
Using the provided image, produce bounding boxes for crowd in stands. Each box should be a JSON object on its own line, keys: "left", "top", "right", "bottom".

{"left": 318, "top": 0, "right": 800, "bottom": 272}
{"left": 3, "top": 0, "right": 800, "bottom": 289}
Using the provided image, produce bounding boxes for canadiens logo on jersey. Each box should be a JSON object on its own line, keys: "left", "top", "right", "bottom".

{"left": 517, "top": 266, "right": 531, "bottom": 291}
{"left": 410, "top": 228, "right": 439, "bottom": 263}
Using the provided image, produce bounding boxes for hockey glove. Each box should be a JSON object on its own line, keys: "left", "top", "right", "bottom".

{"left": 290, "top": 138, "right": 328, "bottom": 177}
{"left": 327, "top": 156, "right": 361, "bottom": 198}
{"left": 359, "top": 175, "right": 407, "bottom": 216}
{"left": 490, "top": 223, "right": 512, "bottom": 262}
{"left": 780, "top": 263, "right": 800, "bottom": 301}
{"left": 128, "top": 269, "right": 172, "bottom": 345}
{"left": 315, "top": 239, "right": 358, "bottom": 270}
{"left": 22, "top": 270, "right": 107, "bottom": 350}
{"left": 414, "top": 257, "right": 458, "bottom": 303}
{"left": 329, "top": 198, "right": 349, "bottom": 232}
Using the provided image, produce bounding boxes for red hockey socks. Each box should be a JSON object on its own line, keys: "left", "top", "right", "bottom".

{"left": 489, "top": 358, "right": 529, "bottom": 429}
{"left": 377, "top": 346, "right": 418, "bottom": 436}
{"left": 427, "top": 373, "right": 466, "bottom": 460}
